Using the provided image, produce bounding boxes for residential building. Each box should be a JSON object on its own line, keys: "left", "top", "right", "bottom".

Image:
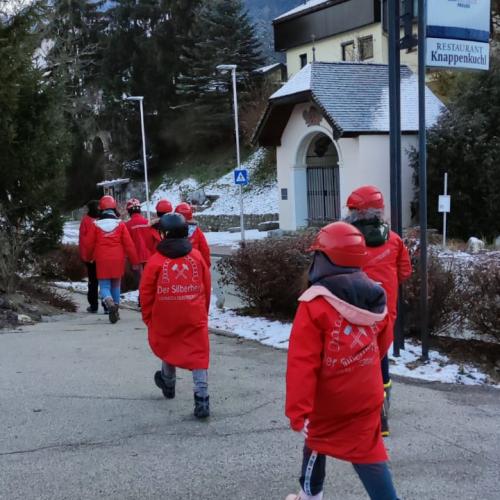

{"left": 274, "top": 0, "right": 418, "bottom": 78}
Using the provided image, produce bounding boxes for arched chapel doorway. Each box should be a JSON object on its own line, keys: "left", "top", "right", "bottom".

{"left": 305, "top": 133, "right": 340, "bottom": 226}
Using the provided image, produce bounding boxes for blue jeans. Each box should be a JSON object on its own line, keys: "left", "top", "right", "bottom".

{"left": 300, "top": 446, "right": 399, "bottom": 499}
{"left": 99, "top": 279, "right": 121, "bottom": 304}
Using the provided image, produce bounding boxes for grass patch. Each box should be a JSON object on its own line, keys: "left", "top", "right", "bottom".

{"left": 150, "top": 144, "right": 253, "bottom": 189}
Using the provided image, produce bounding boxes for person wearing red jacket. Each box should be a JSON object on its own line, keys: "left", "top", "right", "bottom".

{"left": 78, "top": 200, "right": 100, "bottom": 313}
{"left": 175, "top": 202, "right": 211, "bottom": 267}
{"left": 139, "top": 213, "right": 211, "bottom": 419}
{"left": 143, "top": 199, "right": 173, "bottom": 255}
{"left": 83, "top": 195, "right": 139, "bottom": 324}
{"left": 285, "top": 222, "right": 399, "bottom": 500}
{"left": 345, "top": 185, "right": 412, "bottom": 436}
{"left": 125, "top": 198, "right": 151, "bottom": 289}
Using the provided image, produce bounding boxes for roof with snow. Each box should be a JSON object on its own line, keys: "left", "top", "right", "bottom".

{"left": 253, "top": 63, "right": 286, "bottom": 75}
{"left": 96, "top": 178, "right": 130, "bottom": 188}
{"left": 274, "top": 0, "right": 332, "bottom": 22}
{"left": 254, "top": 62, "right": 444, "bottom": 146}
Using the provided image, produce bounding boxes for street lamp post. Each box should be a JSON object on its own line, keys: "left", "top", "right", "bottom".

{"left": 216, "top": 64, "right": 245, "bottom": 244}
{"left": 124, "top": 95, "right": 151, "bottom": 222}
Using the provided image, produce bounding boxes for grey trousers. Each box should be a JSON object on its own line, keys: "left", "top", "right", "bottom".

{"left": 161, "top": 361, "right": 208, "bottom": 398}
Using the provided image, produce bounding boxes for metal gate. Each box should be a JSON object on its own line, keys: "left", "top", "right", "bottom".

{"left": 306, "top": 166, "right": 340, "bottom": 225}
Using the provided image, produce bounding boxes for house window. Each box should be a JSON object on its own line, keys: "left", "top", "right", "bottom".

{"left": 341, "top": 41, "right": 356, "bottom": 61}
{"left": 300, "top": 53, "right": 308, "bottom": 68}
{"left": 358, "top": 35, "right": 374, "bottom": 61}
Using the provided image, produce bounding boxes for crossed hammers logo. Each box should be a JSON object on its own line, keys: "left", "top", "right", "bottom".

{"left": 350, "top": 326, "right": 368, "bottom": 348}
{"left": 171, "top": 263, "right": 189, "bottom": 280}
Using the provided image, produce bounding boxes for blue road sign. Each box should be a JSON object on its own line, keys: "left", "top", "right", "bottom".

{"left": 234, "top": 169, "right": 249, "bottom": 186}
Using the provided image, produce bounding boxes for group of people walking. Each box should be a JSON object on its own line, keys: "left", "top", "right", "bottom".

{"left": 78, "top": 185, "right": 411, "bottom": 500}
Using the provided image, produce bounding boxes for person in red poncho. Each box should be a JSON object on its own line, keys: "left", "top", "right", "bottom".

{"left": 345, "top": 185, "right": 412, "bottom": 436}
{"left": 83, "top": 195, "right": 139, "bottom": 324}
{"left": 139, "top": 213, "right": 211, "bottom": 419}
{"left": 285, "top": 222, "right": 399, "bottom": 500}
{"left": 125, "top": 198, "right": 151, "bottom": 289}
{"left": 174, "top": 202, "right": 211, "bottom": 268}
{"left": 143, "top": 199, "right": 173, "bottom": 255}
{"left": 78, "top": 200, "right": 100, "bottom": 313}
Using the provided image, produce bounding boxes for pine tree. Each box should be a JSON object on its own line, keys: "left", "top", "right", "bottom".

{"left": 176, "top": 0, "right": 263, "bottom": 149}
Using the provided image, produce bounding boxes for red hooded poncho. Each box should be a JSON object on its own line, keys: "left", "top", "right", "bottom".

{"left": 286, "top": 285, "right": 391, "bottom": 464}
{"left": 140, "top": 239, "right": 211, "bottom": 370}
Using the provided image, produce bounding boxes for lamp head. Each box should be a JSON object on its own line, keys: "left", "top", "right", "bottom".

{"left": 123, "top": 95, "right": 144, "bottom": 101}
{"left": 216, "top": 64, "right": 237, "bottom": 74}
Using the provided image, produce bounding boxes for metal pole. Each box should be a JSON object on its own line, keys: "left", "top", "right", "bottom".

{"left": 139, "top": 98, "right": 151, "bottom": 222}
{"left": 388, "top": 0, "right": 403, "bottom": 356}
{"left": 418, "top": 0, "right": 429, "bottom": 361}
{"left": 443, "top": 172, "right": 448, "bottom": 248}
{"left": 232, "top": 67, "right": 245, "bottom": 244}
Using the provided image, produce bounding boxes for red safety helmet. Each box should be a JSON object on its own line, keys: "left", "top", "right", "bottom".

{"left": 175, "top": 202, "right": 193, "bottom": 221}
{"left": 99, "top": 195, "right": 117, "bottom": 211}
{"left": 126, "top": 198, "right": 141, "bottom": 211}
{"left": 308, "top": 221, "right": 367, "bottom": 268}
{"left": 346, "top": 185, "right": 384, "bottom": 210}
{"left": 156, "top": 199, "right": 173, "bottom": 215}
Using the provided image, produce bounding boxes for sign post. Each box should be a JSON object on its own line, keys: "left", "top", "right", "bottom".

{"left": 438, "top": 173, "right": 451, "bottom": 248}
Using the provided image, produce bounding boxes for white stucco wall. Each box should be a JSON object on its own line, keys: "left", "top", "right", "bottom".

{"left": 276, "top": 103, "right": 417, "bottom": 231}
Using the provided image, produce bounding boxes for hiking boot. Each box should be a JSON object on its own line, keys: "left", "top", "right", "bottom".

{"left": 104, "top": 297, "right": 119, "bottom": 324}
{"left": 154, "top": 371, "right": 175, "bottom": 399}
{"left": 194, "top": 394, "right": 210, "bottom": 419}
{"left": 86, "top": 306, "right": 98, "bottom": 313}
{"left": 101, "top": 300, "right": 109, "bottom": 314}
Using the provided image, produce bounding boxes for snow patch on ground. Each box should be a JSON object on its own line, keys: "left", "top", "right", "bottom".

{"left": 62, "top": 221, "right": 269, "bottom": 249}
{"left": 62, "top": 221, "right": 80, "bottom": 245}
{"left": 54, "top": 280, "right": 498, "bottom": 388}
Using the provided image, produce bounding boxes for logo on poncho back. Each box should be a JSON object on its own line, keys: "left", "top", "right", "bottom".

{"left": 157, "top": 256, "right": 201, "bottom": 298}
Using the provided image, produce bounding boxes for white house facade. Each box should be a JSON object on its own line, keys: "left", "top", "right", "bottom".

{"left": 254, "top": 62, "right": 443, "bottom": 231}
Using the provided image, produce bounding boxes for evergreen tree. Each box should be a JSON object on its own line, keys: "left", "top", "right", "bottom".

{"left": 46, "top": 0, "right": 108, "bottom": 207}
{"left": 412, "top": 50, "right": 500, "bottom": 241}
{"left": 176, "top": 0, "right": 263, "bottom": 149}
{"left": 0, "top": 2, "right": 71, "bottom": 290}
{"left": 99, "top": 0, "right": 202, "bottom": 170}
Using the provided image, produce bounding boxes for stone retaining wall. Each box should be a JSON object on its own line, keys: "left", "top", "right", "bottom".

{"left": 195, "top": 213, "right": 278, "bottom": 232}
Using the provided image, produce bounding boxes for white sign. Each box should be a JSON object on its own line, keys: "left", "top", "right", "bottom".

{"left": 438, "top": 195, "right": 451, "bottom": 213}
{"left": 426, "top": 0, "right": 491, "bottom": 70}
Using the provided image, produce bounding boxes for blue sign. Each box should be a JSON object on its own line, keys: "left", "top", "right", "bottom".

{"left": 234, "top": 169, "right": 249, "bottom": 186}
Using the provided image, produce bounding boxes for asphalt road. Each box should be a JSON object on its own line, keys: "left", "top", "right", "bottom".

{"left": 1, "top": 294, "right": 499, "bottom": 500}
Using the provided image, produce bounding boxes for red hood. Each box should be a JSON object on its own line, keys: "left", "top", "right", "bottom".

{"left": 299, "top": 285, "right": 387, "bottom": 326}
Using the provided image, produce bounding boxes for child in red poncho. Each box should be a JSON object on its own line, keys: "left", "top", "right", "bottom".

{"left": 345, "top": 185, "right": 412, "bottom": 436}
{"left": 175, "top": 202, "right": 211, "bottom": 268}
{"left": 285, "top": 222, "right": 399, "bottom": 500}
{"left": 139, "top": 213, "right": 211, "bottom": 419}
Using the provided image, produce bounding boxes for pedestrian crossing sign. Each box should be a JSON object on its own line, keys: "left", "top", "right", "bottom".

{"left": 234, "top": 169, "right": 249, "bottom": 186}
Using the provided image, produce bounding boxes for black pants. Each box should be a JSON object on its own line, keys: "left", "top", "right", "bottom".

{"left": 86, "top": 262, "right": 98, "bottom": 311}
{"left": 381, "top": 355, "right": 390, "bottom": 385}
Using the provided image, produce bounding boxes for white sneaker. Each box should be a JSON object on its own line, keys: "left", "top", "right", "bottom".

{"left": 285, "top": 490, "right": 323, "bottom": 500}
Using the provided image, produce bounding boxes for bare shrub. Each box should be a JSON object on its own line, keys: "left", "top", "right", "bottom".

{"left": 462, "top": 256, "right": 500, "bottom": 341}
{"left": 402, "top": 234, "right": 464, "bottom": 337}
{"left": 217, "top": 232, "right": 315, "bottom": 320}
{"left": 39, "top": 245, "right": 86, "bottom": 282}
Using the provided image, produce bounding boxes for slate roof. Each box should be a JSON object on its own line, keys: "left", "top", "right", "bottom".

{"left": 282, "top": 62, "right": 441, "bottom": 130}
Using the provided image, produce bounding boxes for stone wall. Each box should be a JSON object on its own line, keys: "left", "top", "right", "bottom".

{"left": 195, "top": 213, "right": 279, "bottom": 232}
